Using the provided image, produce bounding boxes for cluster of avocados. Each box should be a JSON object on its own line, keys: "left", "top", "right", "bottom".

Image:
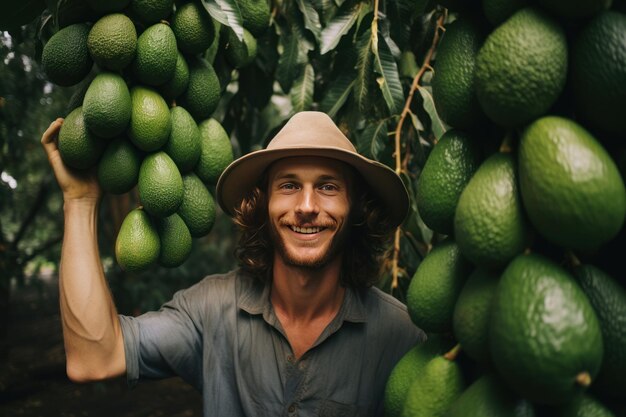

{"left": 388, "top": 0, "right": 626, "bottom": 416}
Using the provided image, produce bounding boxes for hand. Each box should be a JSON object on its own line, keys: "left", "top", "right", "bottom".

{"left": 41, "top": 118, "right": 103, "bottom": 203}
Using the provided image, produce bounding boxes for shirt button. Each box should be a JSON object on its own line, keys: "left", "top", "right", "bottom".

{"left": 288, "top": 403, "right": 296, "bottom": 413}
{"left": 287, "top": 354, "right": 295, "bottom": 363}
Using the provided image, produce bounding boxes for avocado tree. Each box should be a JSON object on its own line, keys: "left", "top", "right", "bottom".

{"left": 1, "top": 0, "right": 445, "bottom": 314}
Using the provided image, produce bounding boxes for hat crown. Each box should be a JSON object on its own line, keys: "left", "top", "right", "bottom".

{"left": 267, "top": 111, "right": 356, "bottom": 152}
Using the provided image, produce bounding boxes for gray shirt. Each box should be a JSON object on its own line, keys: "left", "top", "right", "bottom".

{"left": 119, "top": 269, "right": 424, "bottom": 417}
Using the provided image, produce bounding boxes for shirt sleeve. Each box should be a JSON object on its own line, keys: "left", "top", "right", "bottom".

{"left": 119, "top": 286, "right": 205, "bottom": 390}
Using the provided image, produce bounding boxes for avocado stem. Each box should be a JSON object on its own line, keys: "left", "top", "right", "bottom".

{"left": 566, "top": 251, "right": 581, "bottom": 267}
{"left": 575, "top": 371, "right": 591, "bottom": 387}
{"left": 499, "top": 132, "right": 515, "bottom": 153}
{"left": 443, "top": 343, "right": 461, "bottom": 361}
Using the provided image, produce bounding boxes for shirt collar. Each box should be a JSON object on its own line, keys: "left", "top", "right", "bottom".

{"left": 237, "top": 272, "right": 368, "bottom": 324}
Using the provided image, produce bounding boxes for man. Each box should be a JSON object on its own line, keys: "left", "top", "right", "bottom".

{"left": 42, "top": 111, "right": 424, "bottom": 416}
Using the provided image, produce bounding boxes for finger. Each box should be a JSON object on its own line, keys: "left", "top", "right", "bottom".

{"left": 41, "top": 118, "right": 64, "bottom": 151}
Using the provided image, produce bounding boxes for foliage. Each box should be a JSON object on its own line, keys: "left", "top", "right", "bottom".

{"left": 0, "top": 0, "right": 449, "bottom": 313}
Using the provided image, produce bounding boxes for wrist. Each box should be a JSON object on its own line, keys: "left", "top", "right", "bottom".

{"left": 63, "top": 198, "right": 100, "bottom": 214}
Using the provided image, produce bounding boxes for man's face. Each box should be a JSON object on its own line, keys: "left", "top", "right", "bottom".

{"left": 267, "top": 156, "right": 352, "bottom": 270}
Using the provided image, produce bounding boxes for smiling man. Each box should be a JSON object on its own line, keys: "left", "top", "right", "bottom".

{"left": 42, "top": 111, "right": 424, "bottom": 417}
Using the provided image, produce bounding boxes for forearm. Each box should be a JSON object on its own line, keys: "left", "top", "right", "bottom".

{"left": 60, "top": 199, "right": 125, "bottom": 381}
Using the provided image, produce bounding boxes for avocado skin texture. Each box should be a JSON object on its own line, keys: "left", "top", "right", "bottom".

{"left": 384, "top": 335, "right": 455, "bottom": 417}
{"left": 475, "top": 8, "right": 567, "bottom": 127}
{"left": 432, "top": 16, "right": 487, "bottom": 130}
{"left": 195, "top": 118, "right": 233, "bottom": 184}
{"left": 83, "top": 72, "right": 132, "bottom": 139}
{"left": 97, "top": 137, "right": 141, "bottom": 194}
{"left": 171, "top": 2, "right": 215, "bottom": 55}
{"left": 407, "top": 240, "right": 471, "bottom": 333}
{"left": 518, "top": 116, "right": 626, "bottom": 251}
{"left": 454, "top": 153, "right": 528, "bottom": 269}
{"left": 128, "top": 86, "right": 172, "bottom": 152}
{"left": 401, "top": 355, "right": 465, "bottom": 417}
{"left": 156, "top": 213, "right": 192, "bottom": 268}
{"left": 58, "top": 106, "right": 105, "bottom": 170}
{"left": 163, "top": 106, "right": 201, "bottom": 173}
{"left": 416, "top": 129, "right": 481, "bottom": 235}
{"left": 452, "top": 268, "right": 499, "bottom": 366}
{"left": 177, "top": 173, "right": 216, "bottom": 237}
{"left": 489, "top": 253, "right": 604, "bottom": 405}
{"left": 42, "top": 23, "right": 93, "bottom": 87}
{"left": 571, "top": 11, "right": 626, "bottom": 135}
{"left": 115, "top": 208, "right": 160, "bottom": 272}
{"left": 180, "top": 58, "right": 221, "bottom": 121}
{"left": 87, "top": 13, "right": 137, "bottom": 71}
{"left": 132, "top": 23, "right": 178, "bottom": 86}
{"left": 138, "top": 152, "right": 184, "bottom": 218}
{"left": 574, "top": 264, "right": 626, "bottom": 400}
{"left": 446, "top": 374, "right": 535, "bottom": 417}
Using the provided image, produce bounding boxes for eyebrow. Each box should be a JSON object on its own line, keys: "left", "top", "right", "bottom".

{"left": 272, "top": 173, "right": 345, "bottom": 183}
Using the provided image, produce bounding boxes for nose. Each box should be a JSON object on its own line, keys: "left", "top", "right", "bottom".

{"left": 295, "top": 186, "right": 319, "bottom": 216}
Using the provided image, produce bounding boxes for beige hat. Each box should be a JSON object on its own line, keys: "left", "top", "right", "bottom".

{"left": 216, "top": 111, "right": 410, "bottom": 227}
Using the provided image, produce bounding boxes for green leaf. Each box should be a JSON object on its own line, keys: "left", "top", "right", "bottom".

{"left": 418, "top": 86, "right": 447, "bottom": 140}
{"left": 357, "top": 119, "right": 388, "bottom": 161}
{"left": 353, "top": 28, "right": 374, "bottom": 114}
{"left": 205, "top": 0, "right": 244, "bottom": 41}
{"left": 275, "top": 45, "right": 296, "bottom": 94}
{"left": 296, "top": 0, "right": 322, "bottom": 41}
{"left": 312, "top": 0, "right": 338, "bottom": 25}
{"left": 203, "top": 0, "right": 229, "bottom": 26}
{"left": 0, "top": 0, "right": 46, "bottom": 31}
{"left": 290, "top": 64, "right": 315, "bottom": 113}
{"left": 292, "top": 21, "right": 315, "bottom": 59}
{"left": 320, "top": 2, "right": 362, "bottom": 55}
{"left": 383, "top": 0, "right": 418, "bottom": 50}
{"left": 320, "top": 73, "right": 354, "bottom": 118}
{"left": 373, "top": 34, "right": 404, "bottom": 115}
{"left": 276, "top": 26, "right": 308, "bottom": 92}
{"left": 408, "top": 110, "right": 424, "bottom": 132}
{"left": 401, "top": 172, "right": 433, "bottom": 245}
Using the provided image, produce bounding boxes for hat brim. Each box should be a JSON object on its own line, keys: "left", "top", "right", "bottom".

{"left": 216, "top": 145, "right": 410, "bottom": 228}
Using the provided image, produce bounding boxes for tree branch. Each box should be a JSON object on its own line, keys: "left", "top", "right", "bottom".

{"left": 391, "top": 10, "right": 447, "bottom": 291}
{"left": 19, "top": 235, "right": 62, "bottom": 265}
{"left": 10, "top": 177, "right": 52, "bottom": 250}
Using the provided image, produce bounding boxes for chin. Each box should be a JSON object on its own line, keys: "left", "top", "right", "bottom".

{"left": 280, "top": 247, "right": 336, "bottom": 270}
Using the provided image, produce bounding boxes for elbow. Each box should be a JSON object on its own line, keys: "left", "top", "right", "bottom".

{"left": 65, "top": 358, "right": 118, "bottom": 383}
{"left": 66, "top": 365, "right": 93, "bottom": 383}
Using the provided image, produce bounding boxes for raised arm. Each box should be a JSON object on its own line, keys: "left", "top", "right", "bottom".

{"left": 41, "top": 119, "right": 125, "bottom": 382}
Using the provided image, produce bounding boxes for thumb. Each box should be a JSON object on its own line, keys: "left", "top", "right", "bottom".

{"left": 41, "top": 118, "right": 64, "bottom": 155}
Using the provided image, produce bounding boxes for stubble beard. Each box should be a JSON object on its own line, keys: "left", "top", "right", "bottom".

{"left": 269, "top": 220, "right": 351, "bottom": 270}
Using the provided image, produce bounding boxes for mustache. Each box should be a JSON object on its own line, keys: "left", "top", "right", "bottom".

{"left": 278, "top": 218, "right": 337, "bottom": 229}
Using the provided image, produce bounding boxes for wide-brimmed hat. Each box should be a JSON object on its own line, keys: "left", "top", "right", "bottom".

{"left": 216, "top": 111, "right": 410, "bottom": 227}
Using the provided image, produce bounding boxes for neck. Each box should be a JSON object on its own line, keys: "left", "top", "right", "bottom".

{"left": 270, "top": 253, "right": 345, "bottom": 322}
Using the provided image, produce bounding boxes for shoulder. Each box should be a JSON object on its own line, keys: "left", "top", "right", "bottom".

{"left": 171, "top": 269, "right": 246, "bottom": 312}
{"left": 179, "top": 270, "right": 237, "bottom": 299}
{"left": 181, "top": 268, "right": 262, "bottom": 305}
{"left": 362, "top": 286, "right": 409, "bottom": 317}
{"left": 360, "top": 286, "right": 426, "bottom": 343}
{"left": 167, "top": 269, "right": 260, "bottom": 323}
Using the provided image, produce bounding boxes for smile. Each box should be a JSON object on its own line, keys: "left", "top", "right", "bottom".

{"left": 290, "top": 226, "right": 324, "bottom": 234}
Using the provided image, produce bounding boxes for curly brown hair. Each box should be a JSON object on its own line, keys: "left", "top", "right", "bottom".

{"left": 232, "top": 171, "right": 396, "bottom": 289}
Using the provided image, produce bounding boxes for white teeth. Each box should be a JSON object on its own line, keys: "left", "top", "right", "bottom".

{"left": 291, "top": 226, "right": 322, "bottom": 234}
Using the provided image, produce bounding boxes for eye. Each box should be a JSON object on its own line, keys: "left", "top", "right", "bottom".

{"left": 279, "top": 182, "right": 298, "bottom": 190}
{"left": 319, "top": 183, "right": 338, "bottom": 192}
